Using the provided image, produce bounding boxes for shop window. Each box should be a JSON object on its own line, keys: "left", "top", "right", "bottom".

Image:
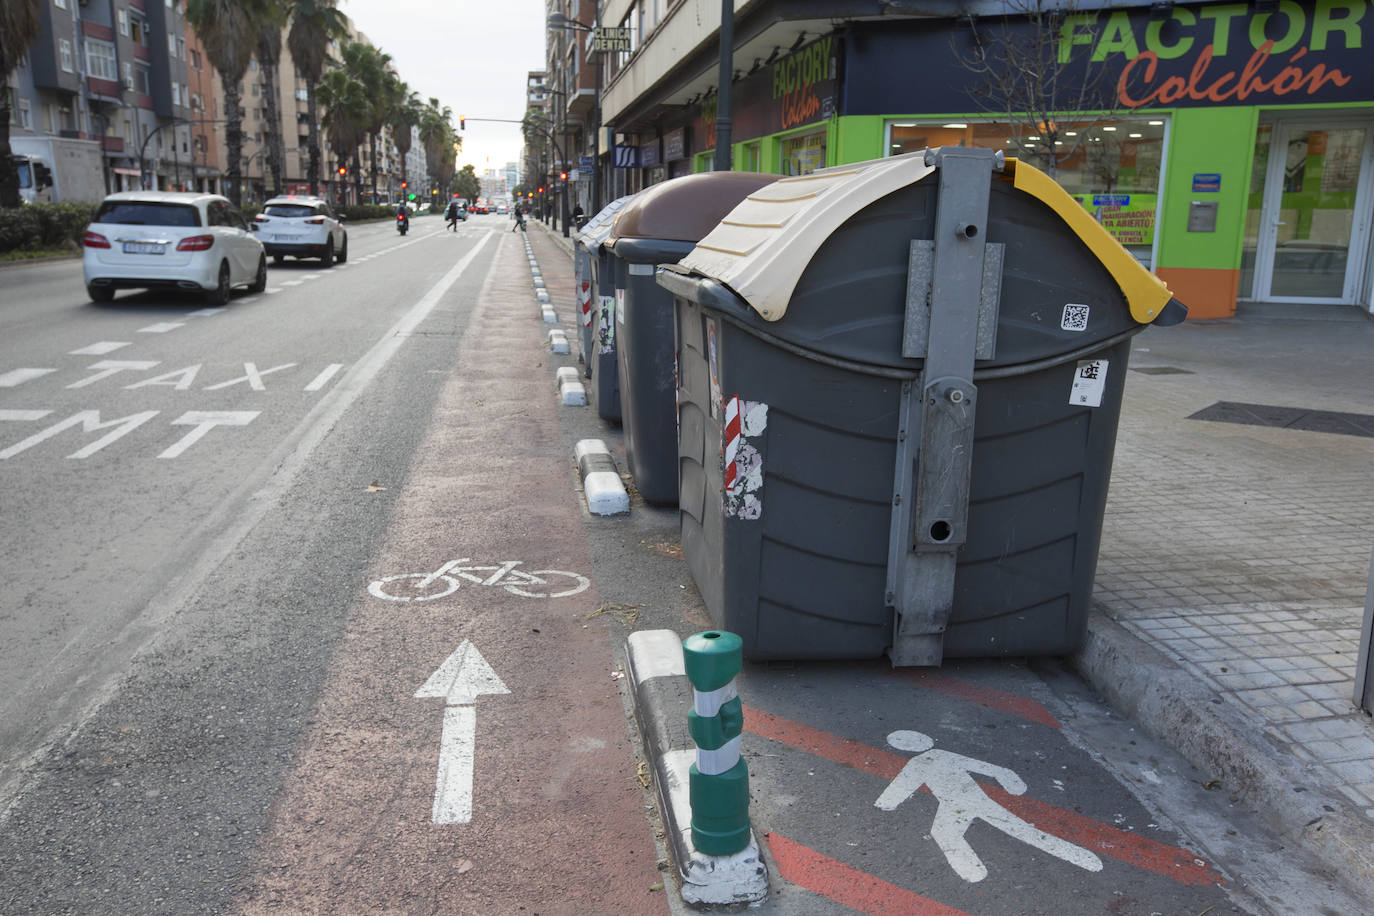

{"left": 887, "top": 119, "right": 1166, "bottom": 266}
{"left": 781, "top": 131, "right": 826, "bottom": 176}
{"left": 741, "top": 142, "right": 760, "bottom": 172}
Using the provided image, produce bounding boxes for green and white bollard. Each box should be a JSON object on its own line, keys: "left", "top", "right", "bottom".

{"left": 683, "top": 630, "right": 750, "bottom": 856}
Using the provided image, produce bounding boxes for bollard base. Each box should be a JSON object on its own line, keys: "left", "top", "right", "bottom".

{"left": 665, "top": 751, "right": 770, "bottom": 906}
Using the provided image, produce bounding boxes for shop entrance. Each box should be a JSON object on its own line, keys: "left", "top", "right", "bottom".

{"left": 1245, "top": 119, "right": 1374, "bottom": 306}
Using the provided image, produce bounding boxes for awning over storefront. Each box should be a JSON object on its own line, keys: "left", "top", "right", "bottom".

{"left": 112, "top": 167, "right": 141, "bottom": 176}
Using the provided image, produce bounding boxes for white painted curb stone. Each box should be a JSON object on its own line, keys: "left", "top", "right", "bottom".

{"left": 555, "top": 366, "right": 580, "bottom": 387}
{"left": 537, "top": 289, "right": 550, "bottom": 303}
{"left": 559, "top": 379, "right": 588, "bottom": 406}
{"left": 575, "top": 439, "right": 629, "bottom": 516}
{"left": 542, "top": 306, "right": 557, "bottom": 323}
{"left": 549, "top": 330, "right": 569, "bottom": 354}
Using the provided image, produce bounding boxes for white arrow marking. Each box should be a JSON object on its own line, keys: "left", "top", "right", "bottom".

{"left": 415, "top": 640, "right": 509, "bottom": 824}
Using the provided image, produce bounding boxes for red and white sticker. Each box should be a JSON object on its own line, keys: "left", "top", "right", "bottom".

{"left": 722, "top": 395, "right": 768, "bottom": 520}
{"left": 580, "top": 280, "right": 593, "bottom": 327}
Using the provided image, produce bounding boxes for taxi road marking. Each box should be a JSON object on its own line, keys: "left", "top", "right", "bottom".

{"left": 744, "top": 705, "right": 1224, "bottom": 886}
{"left": 138, "top": 322, "right": 186, "bottom": 333}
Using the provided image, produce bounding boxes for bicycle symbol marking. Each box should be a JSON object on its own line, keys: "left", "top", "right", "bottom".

{"left": 368, "top": 559, "right": 591, "bottom": 602}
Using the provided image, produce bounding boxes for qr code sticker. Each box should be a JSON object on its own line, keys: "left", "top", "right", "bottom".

{"left": 1062, "top": 304, "right": 1090, "bottom": 332}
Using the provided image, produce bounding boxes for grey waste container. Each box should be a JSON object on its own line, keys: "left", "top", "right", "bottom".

{"left": 657, "top": 147, "right": 1187, "bottom": 666}
{"left": 574, "top": 196, "right": 634, "bottom": 384}
{"left": 604, "top": 172, "right": 778, "bottom": 506}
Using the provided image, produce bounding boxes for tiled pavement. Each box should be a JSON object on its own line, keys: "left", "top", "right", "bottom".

{"left": 1096, "top": 305, "right": 1374, "bottom": 822}
{"left": 531, "top": 219, "right": 1374, "bottom": 886}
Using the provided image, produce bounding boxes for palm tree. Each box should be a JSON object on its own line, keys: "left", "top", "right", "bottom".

{"left": 316, "top": 65, "right": 365, "bottom": 204}
{"left": 388, "top": 88, "right": 424, "bottom": 191}
{"left": 254, "top": 0, "right": 289, "bottom": 197}
{"left": 185, "top": 0, "right": 271, "bottom": 207}
{"left": 337, "top": 40, "right": 391, "bottom": 203}
{"left": 418, "top": 98, "right": 457, "bottom": 200}
{"left": 0, "top": 0, "right": 44, "bottom": 208}
{"left": 286, "top": 0, "right": 349, "bottom": 196}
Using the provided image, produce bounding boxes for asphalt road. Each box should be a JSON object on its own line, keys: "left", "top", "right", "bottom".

{"left": 0, "top": 213, "right": 1362, "bottom": 915}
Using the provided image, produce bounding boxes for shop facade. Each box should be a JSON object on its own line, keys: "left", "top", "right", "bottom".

{"left": 681, "top": 0, "right": 1373, "bottom": 318}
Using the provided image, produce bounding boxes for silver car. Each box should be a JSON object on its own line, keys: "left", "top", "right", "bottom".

{"left": 82, "top": 191, "right": 266, "bottom": 304}
{"left": 252, "top": 195, "right": 348, "bottom": 266}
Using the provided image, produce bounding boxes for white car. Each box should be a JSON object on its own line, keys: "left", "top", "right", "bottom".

{"left": 83, "top": 191, "right": 266, "bottom": 305}
{"left": 252, "top": 195, "right": 348, "bottom": 266}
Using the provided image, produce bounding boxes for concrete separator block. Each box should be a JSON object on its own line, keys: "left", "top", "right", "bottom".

{"left": 559, "top": 379, "right": 588, "bottom": 406}
{"left": 575, "top": 439, "right": 629, "bottom": 516}
{"left": 537, "top": 290, "right": 550, "bottom": 303}
{"left": 549, "top": 330, "right": 569, "bottom": 354}
{"left": 542, "top": 307, "right": 557, "bottom": 323}
{"left": 555, "top": 366, "right": 580, "bottom": 387}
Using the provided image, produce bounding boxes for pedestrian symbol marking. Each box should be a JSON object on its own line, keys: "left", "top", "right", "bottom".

{"left": 875, "top": 729, "right": 1103, "bottom": 883}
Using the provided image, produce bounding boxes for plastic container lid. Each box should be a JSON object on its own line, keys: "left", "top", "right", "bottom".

{"left": 679, "top": 149, "right": 1180, "bottom": 325}
{"left": 606, "top": 172, "right": 778, "bottom": 245}
{"left": 577, "top": 194, "right": 636, "bottom": 253}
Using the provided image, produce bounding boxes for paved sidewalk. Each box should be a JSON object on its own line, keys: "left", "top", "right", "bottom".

{"left": 531, "top": 220, "right": 1374, "bottom": 896}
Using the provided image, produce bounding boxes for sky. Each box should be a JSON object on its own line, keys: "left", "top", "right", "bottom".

{"left": 340, "top": 0, "right": 548, "bottom": 174}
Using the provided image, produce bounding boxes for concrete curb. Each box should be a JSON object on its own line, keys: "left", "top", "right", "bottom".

{"left": 549, "top": 329, "right": 569, "bottom": 354}
{"left": 626, "top": 630, "right": 770, "bottom": 907}
{"left": 574, "top": 439, "right": 629, "bottom": 516}
{"left": 1074, "top": 612, "right": 1374, "bottom": 901}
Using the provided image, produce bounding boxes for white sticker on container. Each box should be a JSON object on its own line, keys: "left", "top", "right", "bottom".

{"left": 1061, "top": 303, "right": 1090, "bottom": 332}
{"left": 707, "top": 319, "right": 722, "bottom": 420}
{"left": 1070, "top": 360, "right": 1108, "bottom": 407}
{"left": 616, "top": 288, "right": 626, "bottom": 324}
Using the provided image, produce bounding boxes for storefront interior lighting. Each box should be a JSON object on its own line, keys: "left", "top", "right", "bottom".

{"left": 1102, "top": 126, "right": 1117, "bottom": 131}
{"left": 1148, "top": 120, "right": 1164, "bottom": 126}
{"left": 943, "top": 123, "right": 967, "bottom": 129}
{"left": 1129, "top": 133, "right": 1143, "bottom": 138}
{"left": 1065, "top": 131, "right": 1078, "bottom": 136}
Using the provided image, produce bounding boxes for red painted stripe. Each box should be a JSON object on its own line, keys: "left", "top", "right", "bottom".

{"left": 745, "top": 706, "right": 1224, "bottom": 887}
{"left": 895, "top": 670, "right": 1062, "bottom": 729}
{"left": 768, "top": 832, "right": 973, "bottom": 916}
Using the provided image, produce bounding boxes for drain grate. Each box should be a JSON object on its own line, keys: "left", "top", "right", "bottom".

{"left": 1189, "top": 401, "right": 1374, "bottom": 438}
{"left": 1131, "top": 366, "right": 1195, "bottom": 375}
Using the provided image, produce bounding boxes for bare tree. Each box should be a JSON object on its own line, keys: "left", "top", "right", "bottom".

{"left": 954, "top": 0, "right": 1123, "bottom": 180}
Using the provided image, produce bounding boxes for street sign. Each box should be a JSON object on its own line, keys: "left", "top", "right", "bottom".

{"left": 594, "top": 26, "right": 632, "bottom": 52}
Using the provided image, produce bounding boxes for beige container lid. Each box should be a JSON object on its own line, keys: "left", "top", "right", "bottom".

{"left": 677, "top": 152, "right": 936, "bottom": 322}
{"left": 679, "top": 149, "right": 1178, "bottom": 325}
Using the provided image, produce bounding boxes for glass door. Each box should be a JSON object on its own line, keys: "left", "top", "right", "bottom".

{"left": 1251, "top": 120, "right": 1374, "bottom": 304}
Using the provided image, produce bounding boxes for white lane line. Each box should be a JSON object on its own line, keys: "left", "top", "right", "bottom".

{"left": 188, "top": 308, "right": 226, "bottom": 318}
{"left": 238, "top": 297, "right": 259, "bottom": 304}
{"left": 0, "top": 368, "right": 57, "bottom": 387}
{"left": 69, "top": 342, "right": 131, "bottom": 356}
{"left": 264, "top": 287, "right": 283, "bottom": 294}
{"left": 138, "top": 322, "right": 186, "bottom": 333}
{"left": 301, "top": 274, "right": 322, "bottom": 280}
{"left": 303, "top": 363, "right": 344, "bottom": 391}
{"left": 280, "top": 280, "right": 304, "bottom": 287}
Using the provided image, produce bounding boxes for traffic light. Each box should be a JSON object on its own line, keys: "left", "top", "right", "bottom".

{"left": 538, "top": 186, "right": 545, "bottom": 194}
{"left": 407, "top": 193, "right": 415, "bottom": 201}
{"left": 460, "top": 116, "right": 466, "bottom": 130}
{"left": 337, "top": 165, "right": 346, "bottom": 177}
{"left": 401, "top": 180, "right": 408, "bottom": 189}
{"left": 559, "top": 171, "right": 568, "bottom": 182}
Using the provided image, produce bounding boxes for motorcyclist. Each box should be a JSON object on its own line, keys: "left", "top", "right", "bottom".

{"left": 395, "top": 202, "right": 410, "bottom": 232}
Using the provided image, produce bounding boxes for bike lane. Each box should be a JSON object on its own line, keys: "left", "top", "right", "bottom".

{"left": 233, "top": 230, "right": 667, "bottom": 913}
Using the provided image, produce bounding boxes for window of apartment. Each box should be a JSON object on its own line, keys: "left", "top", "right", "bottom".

{"left": 251, "top": 83, "right": 259, "bottom": 96}
{"left": 191, "top": 93, "right": 203, "bottom": 112}
{"left": 130, "top": 16, "right": 146, "bottom": 45}
{"left": 249, "top": 60, "right": 258, "bottom": 72}
{"left": 178, "top": 38, "right": 186, "bottom": 60}
{"left": 118, "top": 9, "right": 128, "bottom": 36}
{"left": 194, "top": 135, "right": 206, "bottom": 154}
{"left": 59, "top": 39, "right": 74, "bottom": 73}
{"left": 172, "top": 80, "right": 181, "bottom": 104}
{"left": 295, "top": 88, "right": 308, "bottom": 102}
{"left": 55, "top": 0, "right": 68, "bottom": 9}
{"left": 131, "top": 65, "right": 150, "bottom": 94}
{"left": 190, "top": 49, "right": 201, "bottom": 70}
{"left": 85, "top": 39, "right": 118, "bottom": 81}
{"left": 15, "top": 98, "right": 33, "bottom": 129}
{"left": 168, "top": 33, "right": 176, "bottom": 56}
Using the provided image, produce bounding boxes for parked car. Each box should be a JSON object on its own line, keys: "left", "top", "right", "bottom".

{"left": 251, "top": 195, "right": 348, "bottom": 266}
{"left": 82, "top": 191, "right": 266, "bottom": 305}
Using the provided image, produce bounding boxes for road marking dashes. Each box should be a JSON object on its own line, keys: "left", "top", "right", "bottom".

{"left": 187, "top": 308, "right": 226, "bottom": 318}
{"left": 0, "top": 368, "right": 57, "bottom": 388}
{"left": 138, "top": 322, "right": 186, "bottom": 333}
{"left": 69, "top": 342, "right": 131, "bottom": 356}
{"left": 280, "top": 280, "right": 304, "bottom": 287}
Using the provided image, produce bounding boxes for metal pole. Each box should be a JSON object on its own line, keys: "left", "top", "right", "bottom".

{"left": 714, "top": 0, "right": 733, "bottom": 172}
{"left": 591, "top": 9, "right": 602, "bottom": 213}
{"left": 1355, "top": 541, "right": 1374, "bottom": 713}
